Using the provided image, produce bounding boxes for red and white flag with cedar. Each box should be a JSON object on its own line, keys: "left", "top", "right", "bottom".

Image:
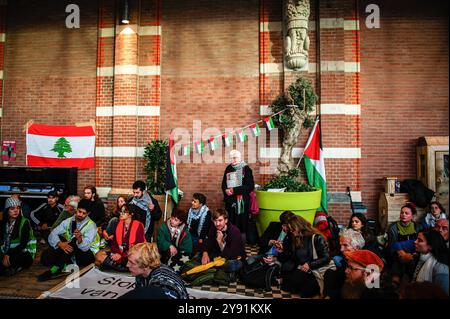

{"left": 26, "top": 123, "right": 96, "bottom": 168}
{"left": 303, "top": 117, "right": 328, "bottom": 213}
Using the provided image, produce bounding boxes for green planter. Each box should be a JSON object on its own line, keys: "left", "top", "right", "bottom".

{"left": 255, "top": 189, "right": 322, "bottom": 236}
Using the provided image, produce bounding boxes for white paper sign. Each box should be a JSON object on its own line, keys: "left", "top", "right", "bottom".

{"left": 49, "top": 268, "right": 136, "bottom": 299}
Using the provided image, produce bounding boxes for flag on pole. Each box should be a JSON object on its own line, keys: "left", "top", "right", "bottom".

{"left": 222, "top": 133, "right": 232, "bottom": 147}
{"left": 303, "top": 117, "right": 328, "bottom": 213}
{"left": 165, "top": 132, "right": 179, "bottom": 204}
{"left": 249, "top": 123, "right": 261, "bottom": 137}
{"left": 236, "top": 130, "right": 247, "bottom": 143}
{"left": 195, "top": 141, "right": 204, "bottom": 154}
{"left": 263, "top": 117, "right": 275, "bottom": 131}
{"left": 208, "top": 137, "right": 218, "bottom": 151}
{"left": 26, "top": 123, "right": 95, "bottom": 168}
{"left": 182, "top": 145, "right": 190, "bottom": 156}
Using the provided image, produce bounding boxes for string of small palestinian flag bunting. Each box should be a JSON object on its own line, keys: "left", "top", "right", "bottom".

{"left": 175, "top": 107, "right": 290, "bottom": 155}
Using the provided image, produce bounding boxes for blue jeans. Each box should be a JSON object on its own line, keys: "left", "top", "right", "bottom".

{"left": 223, "top": 259, "right": 243, "bottom": 273}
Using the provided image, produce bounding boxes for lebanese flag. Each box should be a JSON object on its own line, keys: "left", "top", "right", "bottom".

{"left": 303, "top": 117, "right": 328, "bottom": 213}
{"left": 26, "top": 123, "right": 96, "bottom": 168}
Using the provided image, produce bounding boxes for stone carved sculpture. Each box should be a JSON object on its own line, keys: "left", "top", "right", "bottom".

{"left": 284, "top": 0, "right": 310, "bottom": 70}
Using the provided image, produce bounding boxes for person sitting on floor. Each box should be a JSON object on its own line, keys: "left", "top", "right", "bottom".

{"left": 126, "top": 242, "right": 189, "bottom": 299}
{"left": 0, "top": 197, "right": 36, "bottom": 276}
{"left": 420, "top": 201, "right": 447, "bottom": 230}
{"left": 30, "top": 190, "right": 64, "bottom": 242}
{"left": 323, "top": 228, "right": 365, "bottom": 299}
{"left": 435, "top": 218, "right": 449, "bottom": 249}
{"left": 246, "top": 210, "right": 294, "bottom": 266}
{"left": 37, "top": 199, "right": 100, "bottom": 281}
{"left": 387, "top": 203, "right": 423, "bottom": 287}
{"left": 411, "top": 229, "right": 449, "bottom": 296}
{"left": 83, "top": 185, "right": 106, "bottom": 227}
{"left": 341, "top": 249, "right": 393, "bottom": 299}
{"left": 129, "top": 180, "right": 162, "bottom": 242}
{"left": 102, "top": 195, "right": 128, "bottom": 242}
{"left": 52, "top": 195, "right": 80, "bottom": 229}
{"left": 186, "top": 193, "right": 212, "bottom": 254}
{"left": 201, "top": 208, "right": 245, "bottom": 275}
{"left": 157, "top": 209, "right": 192, "bottom": 272}
{"left": 277, "top": 215, "right": 331, "bottom": 298}
{"left": 95, "top": 204, "right": 145, "bottom": 272}
{"left": 348, "top": 212, "right": 380, "bottom": 257}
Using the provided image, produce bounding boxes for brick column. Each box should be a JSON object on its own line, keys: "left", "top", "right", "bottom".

{"left": 95, "top": 0, "right": 161, "bottom": 200}
{"left": 135, "top": 0, "right": 161, "bottom": 182}
{"left": 0, "top": 0, "right": 6, "bottom": 132}
{"left": 95, "top": 0, "right": 116, "bottom": 199}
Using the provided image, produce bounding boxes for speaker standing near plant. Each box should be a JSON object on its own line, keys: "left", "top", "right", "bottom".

{"left": 221, "top": 149, "right": 255, "bottom": 244}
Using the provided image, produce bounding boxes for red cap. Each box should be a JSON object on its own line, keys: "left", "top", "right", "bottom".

{"left": 344, "top": 250, "right": 384, "bottom": 271}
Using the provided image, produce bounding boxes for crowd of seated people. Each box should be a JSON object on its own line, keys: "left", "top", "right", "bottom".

{"left": 0, "top": 165, "right": 448, "bottom": 299}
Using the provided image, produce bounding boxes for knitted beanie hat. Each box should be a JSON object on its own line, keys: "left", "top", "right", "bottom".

{"left": 5, "top": 197, "right": 21, "bottom": 210}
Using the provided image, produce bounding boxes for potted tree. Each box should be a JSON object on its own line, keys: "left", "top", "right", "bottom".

{"left": 256, "top": 77, "right": 322, "bottom": 234}
{"left": 143, "top": 139, "right": 173, "bottom": 234}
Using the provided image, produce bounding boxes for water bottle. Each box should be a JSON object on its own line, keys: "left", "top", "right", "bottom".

{"left": 395, "top": 180, "right": 401, "bottom": 193}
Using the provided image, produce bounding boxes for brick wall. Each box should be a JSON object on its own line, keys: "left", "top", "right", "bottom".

{"left": 1, "top": 0, "right": 98, "bottom": 195}
{"left": 160, "top": 0, "right": 260, "bottom": 212}
{"left": 360, "top": 0, "right": 449, "bottom": 220}
{"left": 0, "top": 0, "right": 447, "bottom": 226}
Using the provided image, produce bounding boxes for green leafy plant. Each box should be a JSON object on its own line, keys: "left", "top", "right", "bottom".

{"left": 261, "top": 77, "right": 317, "bottom": 192}
{"left": 261, "top": 168, "right": 316, "bottom": 192}
{"left": 143, "top": 139, "right": 168, "bottom": 195}
{"left": 269, "top": 77, "right": 317, "bottom": 173}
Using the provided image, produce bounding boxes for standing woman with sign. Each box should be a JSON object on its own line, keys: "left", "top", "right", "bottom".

{"left": 221, "top": 149, "right": 255, "bottom": 244}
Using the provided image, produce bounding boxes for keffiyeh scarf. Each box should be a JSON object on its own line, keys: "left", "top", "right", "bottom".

{"left": 187, "top": 205, "right": 209, "bottom": 237}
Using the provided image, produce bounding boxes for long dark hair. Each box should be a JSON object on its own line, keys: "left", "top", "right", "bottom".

{"left": 348, "top": 213, "right": 367, "bottom": 229}
{"left": 421, "top": 230, "right": 449, "bottom": 265}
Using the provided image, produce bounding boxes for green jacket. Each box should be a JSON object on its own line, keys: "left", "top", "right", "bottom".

{"left": 157, "top": 222, "right": 192, "bottom": 255}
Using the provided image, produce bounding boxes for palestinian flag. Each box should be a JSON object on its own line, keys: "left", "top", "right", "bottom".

{"left": 263, "top": 117, "right": 275, "bottom": 131}
{"left": 165, "top": 133, "right": 179, "bottom": 204}
{"left": 26, "top": 123, "right": 95, "bottom": 168}
{"left": 236, "top": 130, "right": 247, "bottom": 143}
{"left": 249, "top": 123, "right": 261, "bottom": 137}
{"left": 209, "top": 137, "right": 218, "bottom": 151}
{"left": 195, "top": 141, "right": 204, "bottom": 154}
{"left": 303, "top": 117, "right": 328, "bottom": 213}
{"left": 222, "top": 133, "right": 232, "bottom": 147}
{"left": 182, "top": 145, "right": 190, "bottom": 156}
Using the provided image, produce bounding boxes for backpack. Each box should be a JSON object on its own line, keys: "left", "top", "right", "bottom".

{"left": 400, "top": 179, "right": 435, "bottom": 208}
{"left": 326, "top": 215, "right": 341, "bottom": 256}
{"left": 240, "top": 260, "right": 280, "bottom": 292}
